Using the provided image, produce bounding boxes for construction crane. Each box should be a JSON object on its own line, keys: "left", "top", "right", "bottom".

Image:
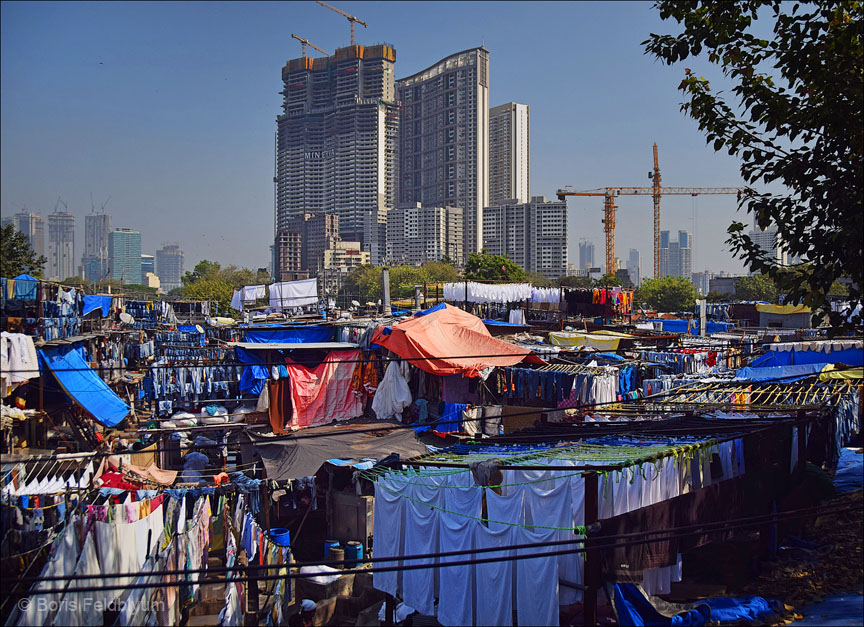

{"left": 557, "top": 144, "right": 742, "bottom": 278}
{"left": 316, "top": 1, "right": 367, "bottom": 46}
{"left": 291, "top": 33, "right": 330, "bottom": 57}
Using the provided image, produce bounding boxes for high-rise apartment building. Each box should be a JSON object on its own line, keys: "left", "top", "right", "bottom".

{"left": 396, "top": 47, "right": 490, "bottom": 256}
{"left": 275, "top": 44, "right": 398, "bottom": 267}
{"left": 489, "top": 102, "right": 529, "bottom": 205}
{"left": 47, "top": 212, "right": 75, "bottom": 280}
{"left": 274, "top": 213, "right": 340, "bottom": 280}
{"left": 4, "top": 211, "right": 45, "bottom": 259}
{"left": 386, "top": 203, "right": 464, "bottom": 266}
{"left": 483, "top": 197, "right": 567, "bottom": 279}
{"left": 691, "top": 271, "right": 712, "bottom": 296}
{"left": 156, "top": 243, "right": 184, "bottom": 292}
{"left": 747, "top": 219, "right": 787, "bottom": 272}
{"left": 659, "top": 229, "right": 692, "bottom": 279}
{"left": 627, "top": 248, "right": 641, "bottom": 286}
{"left": 81, "top": 212, "right": 112, "bottom": 282}
{"left": 578, "top": 240, "right": 596, "bottom": 270}
{"left": 109, "top": 228, "right": 142, "bottom": 285}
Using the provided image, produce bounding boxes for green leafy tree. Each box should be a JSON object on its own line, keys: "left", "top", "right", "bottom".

{"left": 1, "top": 223, "right": 46, "bottom": 277}
{"left": 122, "top": 283, "right": 160, "bottom": 295}
{"left": 421, "top": 261, "right": 460, "bottom": 284}
{"left": 706, "top": 290, "right": 731, "bottom": 302}
{"left": 644, "top": 0, "right": 863, "bottom": 327}
{"left": 464, "top": 250, "right": 527, "bottom": 282}
{"left": 637, "top": 276, "right": 698, "bottom": 312}
{"left": 180, "top": 259, "right": 271, "bottom": 316}
{"left": 526, "top": 272, "right": 553, "bottom": 288}
{"left": 558, "top": 275, "right": 594, "bottom": 288}
{"left": 60, "top": 276, "right": 92, "bottom": 292}
{"left": 734, "top": 274, "right": 778, "bottom": 302}
{"left": 593, "top": 273, "right": 623, "bottom": 288}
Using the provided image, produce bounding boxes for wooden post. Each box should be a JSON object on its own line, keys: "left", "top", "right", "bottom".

{"left": 583, "top": 472, "right": 600, "bottom": 627}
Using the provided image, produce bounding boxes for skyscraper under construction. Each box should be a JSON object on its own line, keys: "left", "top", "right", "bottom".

{"left": 274, "top": 43, "right": 398, "bottom": 273}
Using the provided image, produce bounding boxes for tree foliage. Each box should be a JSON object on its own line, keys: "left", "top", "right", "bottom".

{"left": 558, "top": 275, "right": 594, "bottom": 288}
{"left": 644, "top": 0, "right": 863, "bottom": 327}
{"left": 464, "top": 250, "right": 527, "bottom": 282}
{"left": 637, "top": 276, "right": 698, "bottom": 312}
{"left": 1, "top": 223, "right": 46, "bottom": 278}
{"left": 706, "top": 290, "right": 731, "bottom": 302}
{"left": 594, "top": 273, "right": 623, "bottom": 288}
{"left": 734, "top": 274, "right": 778, "bottom": 302}
{"left": 180, "top": 260, "right": 271, "bottom": 316}
{"left": 342, "top": 262, "right": 461, "bottom": 302}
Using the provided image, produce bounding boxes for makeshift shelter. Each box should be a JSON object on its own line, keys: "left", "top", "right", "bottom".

{"left": 38, "top": 345, "right": 130, "bottom": 428}
{"left": 370, "top": 304, "right": 543, "bottom": 377}
{"left": 750, "top": 340, "right": 863, "bottom": 368}
{"left": 756, "top": 303, "right": 812, "bottom": 328}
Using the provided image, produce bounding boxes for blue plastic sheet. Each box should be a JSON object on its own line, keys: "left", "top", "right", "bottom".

{"left": 83, "top": 295, "right": 112, "bottom": 317}
{"left": 414, "top": 302, "right": 446, "bottom": 317}
{"left": 39, "top": 345, "right": 130, "bottom": 427}
{"left": 243, "top": 326, "right": 333, "bottom": 344}
{"left": 482, "top": 319, "right": 529, "bottom": 327}
{"left": 611, "top": 583, "right": 710, "bottom": 626}
{"left": 643, "top": 319, "right": 735, "bottom": 335}
{"left": 701, "top": 596, "right": 779, "bottom": 623}
{"left": 751, "top": 348, "right": 863, "bottom": 368}
{"left": 13, "top": 274, "right": 38, "bottom": 300}
{"left": 833, "top": 448, "right": 863, "bottom": 493}
{"left": 235, "top": 346, "right": 268, "bottom": 395}
{"left": 735, "top": 363, "right": 830, "bottom": 383}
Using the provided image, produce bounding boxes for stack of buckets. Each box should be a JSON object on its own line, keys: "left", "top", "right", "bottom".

{"left": 324, "top": 539, "right": 364, "bottom": 568}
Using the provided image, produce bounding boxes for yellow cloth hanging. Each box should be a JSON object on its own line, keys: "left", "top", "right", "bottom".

{"left": 755, "top": 303, "right": 811, "bottom": 315}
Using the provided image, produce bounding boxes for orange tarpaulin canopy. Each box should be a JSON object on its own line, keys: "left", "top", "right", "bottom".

{"left": 371, "top": 304, "right": 544, "bottom": 377}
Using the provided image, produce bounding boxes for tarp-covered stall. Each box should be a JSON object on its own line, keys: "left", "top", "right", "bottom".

{"left": 371, "top": 304, "right": 543, "bottom": 377}
{"left": 246, "top": 422, "right": 430, "bottom": 481}
{"left": 39, "top": 345, "right": 130, "bottom": 427}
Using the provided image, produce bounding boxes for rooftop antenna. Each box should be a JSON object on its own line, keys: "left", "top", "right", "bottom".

{"left": 315, "top": 1, "right": 367, "bottom": 46}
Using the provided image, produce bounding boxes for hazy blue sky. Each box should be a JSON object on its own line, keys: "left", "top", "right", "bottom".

{"left": 1, "top": 1, "right": 765, "bottom": 277}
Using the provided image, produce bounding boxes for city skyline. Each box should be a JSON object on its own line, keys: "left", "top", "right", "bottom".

{"left": 1, "top": 2, "right": 773, "bottom": 276}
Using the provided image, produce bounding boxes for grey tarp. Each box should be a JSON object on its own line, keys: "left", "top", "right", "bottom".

{"left": 245, "top": 422, "right": 432, "bottom": 481}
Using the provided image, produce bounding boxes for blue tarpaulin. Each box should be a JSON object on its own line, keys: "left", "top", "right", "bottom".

{"left": 39, "top": 346, "right": 130, "bottom": 427}
{"left": 596, "top": 352, "right": 627, "bottom": 361}
{"left": 83, "top": 295, "right": 112, "bottom": 317}
{"left": 235, "top": 346, "right": 269, "bottom": 395}
{"left": 243, "top": 326, "right": 334, "bottom": 344}
{"left": 611, "top": 584, "right": 779, "bottom": 626}
{"left": 833, "top": 448, "right": 863, "bottom": 493}
{"left": 750, "top": 348, "right": 863, "bottom": 368}
{"left": 643, "top": 319, "right": 735, "bottom": 335}
{"left": 735, "top": 363, "right": 830, "bottom": 383}
{"left": 482, "top": 319, "right": 529, "bottom": 327}
{"left": 414, "top": 302, "right": 446, "bottom": 317}
{"left": 13, "top": 274, "right": 38, "bottom": 300}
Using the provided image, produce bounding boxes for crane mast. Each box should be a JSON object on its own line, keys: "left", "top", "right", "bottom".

{"left": 557, "top": 144, "right": 742, "bottom": 278}
{"left": 291, "top": 33, "right": 330, "bottom": 57}
{"left": 315, "top": 1, "right": 367, "bottom": 46}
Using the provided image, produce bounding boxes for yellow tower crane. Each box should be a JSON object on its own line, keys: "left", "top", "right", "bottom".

{"left": 315, "top": 1, "right": 367, "bottom": 46}
{"left": 557, "top": 145, "right": 742, "bottom": 278}
{"left": 291, "top": 34, "right": 330, "bottom": 57}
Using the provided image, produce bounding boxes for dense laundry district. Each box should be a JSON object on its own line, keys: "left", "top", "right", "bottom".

{"left": 1, "top": 272, "right": 862, "bottom": 627}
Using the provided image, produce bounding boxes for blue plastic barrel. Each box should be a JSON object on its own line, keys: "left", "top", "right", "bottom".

{"left": 344, "top": 541, "right": 363, "bottom": 567}
{"left": 269, "top": 528, "right": 291, "bottom": 547}
{"left": 324, "top": 539, "right": 340, "bottom": 557}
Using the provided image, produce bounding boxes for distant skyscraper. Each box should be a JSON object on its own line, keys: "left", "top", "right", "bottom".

{"left": 4, "top": 211, "right": 45, "bottom": 259}
{"left": 275, "top": 43, "right": 398, "bottom": 267}
{"left": 396, "top": 47, "right": 490, "bottom": 256}
{"left": 483, "top": 197, "right": 567, "bottom": 279}
{"left": 141, "top": 254, "right": 155, "bottom": 276}
{"left": 489, "top": 102, "right": 529, "bottom": 205}
{"left": 47, "top": 212, "right": 75, "bottom": 280}
{"left": 156, "top": 243, "right": 184, "bottom": 292}
{"left": 386, "top": 203, "right": 464, "bottom": 266}
{"left": 747, "top": 218, "right": 787, "bottom": 273}
{"left": 578, "top": 240, "right": 596, "bottom": 270}
{"left": 627, "top": 248, "right": 641, "bottom": 286}
{"left": 82, "top": 212, "right": 112, "bottom": 282}
{"left": 659, "top": 229, "right": 692, "bottom": 279}
{"left": 691, "top": 271, "right": 712, "bottom": 296}
{"left": 109, "top": 228, "right": 142, "bottom": 285}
